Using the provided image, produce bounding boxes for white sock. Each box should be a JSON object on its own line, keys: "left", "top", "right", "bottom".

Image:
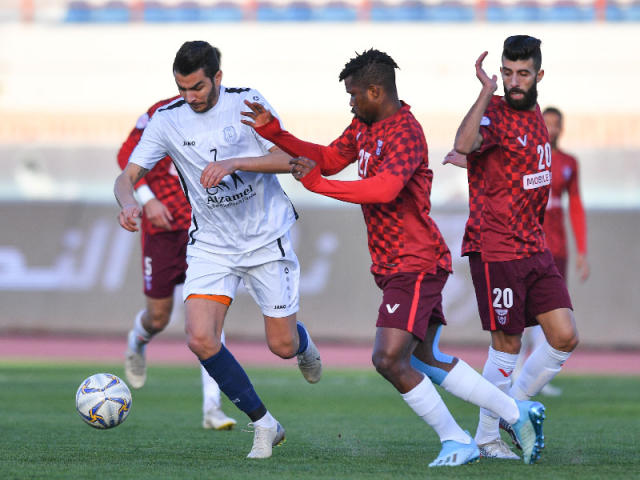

{"left": 510, "top": 342, "right": 572, "bottom": 400}
{"left": 475, "top": 347, "right": 518, "bottom": 444}
{"left": 202, "top": 330, "right": 225, "bottom": 414}
{"left": 253, "top": 411, "right": 277, "bottom": 429}
{"left": 402, "top": 376, "right": 470, "bottom": 444}
{"left": 441, "top": 359, "right": 519, "bottom": 425}
{"left": 129, "top": 310, "right": 153, "bottom": 353}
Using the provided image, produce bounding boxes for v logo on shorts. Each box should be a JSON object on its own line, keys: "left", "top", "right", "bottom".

{"left": 386, "top": 304, "right": 400, "bottom": 314}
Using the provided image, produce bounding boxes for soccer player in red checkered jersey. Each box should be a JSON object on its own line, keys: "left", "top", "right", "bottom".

{"left": 453, "top": 36, "right": 578, "bottom": 460}
{"left": 118, "top": 96, "right": 237, "bottom": 431}
{"left": 239, "top": 49, "right": 548, "bottom": 467}
{"left": 517, "top": 106, "right": 589, "bottom": 397}
{"left": 542, "top": 106, "right": 589, "bottom": 282}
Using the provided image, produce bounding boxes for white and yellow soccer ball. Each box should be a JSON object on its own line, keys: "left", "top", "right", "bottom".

{"left": 76, "top": 373, "right": 132, "bottom": 429}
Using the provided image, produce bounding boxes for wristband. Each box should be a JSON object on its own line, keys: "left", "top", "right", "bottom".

{"left": 135, "top": 184, "right": 155, "bottom": 205}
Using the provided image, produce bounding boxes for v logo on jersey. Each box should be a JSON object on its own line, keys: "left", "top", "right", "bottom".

{"left": 386, "top": 304, "right": 400, "bottom": 314}
{"left": 517, "top": 135, "right": 528, "bottom": 147}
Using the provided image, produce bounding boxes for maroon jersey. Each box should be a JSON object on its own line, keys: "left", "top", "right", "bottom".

{"left": 257, "top": 103, "right": 452, "bottom": 276}
{"left": 465, "top": 95, "right": 551, "bottom": 262}
{"left": 117, "top": 97, "right": 191, "bottom": 235}
{"left": 544, "top": 148, "right": 587, "bottom": 259}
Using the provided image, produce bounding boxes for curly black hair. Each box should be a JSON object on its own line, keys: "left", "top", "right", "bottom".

{"left": 339, "top": 49, "right": 399, "bottom": 93}
{"left": 503, "top": 35, "right": 542, "bottom": 72}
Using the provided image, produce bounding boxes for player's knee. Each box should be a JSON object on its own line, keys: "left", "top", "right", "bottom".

{"left": 145, "top": 309, "right": 171, "bottom": 333}
{"left": 550, "top": 331, "right": 579, "bottom": 352}
{"left": 267, "top": 337, "right": 297, "bottom": 359}
{"left": 372, "top": 349, "right": 403, "bottom": 378}
{"left": 187, "top": 333, "right": 222, "bottom": 360}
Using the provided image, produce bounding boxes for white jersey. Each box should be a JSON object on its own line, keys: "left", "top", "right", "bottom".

{"left": 129, "top": 86, "right": 297, "bottom": 256}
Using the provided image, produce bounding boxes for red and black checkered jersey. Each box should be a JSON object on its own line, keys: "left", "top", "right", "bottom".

{"left": 544, "top": 148, "right": 587, "bottom": 258}
{"left": 330, "top": 105, "right": 451, "bottom": 275}
{"left": 461, "top": 156, "right": 484, "bottom": 256}
{"left": 465, "top": 95, "right": 551, "bottom": 262}
{"left": 257, "top": 103, "right": 451, "bottom": 276}
{"left": 117, "top": 97, "right": 191, "bottom": 235}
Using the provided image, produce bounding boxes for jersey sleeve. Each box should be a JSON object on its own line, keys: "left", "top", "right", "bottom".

{"left": 469, "top": 101, "right": 500, "bottom": 160}
{"left": 567, "top": 157, "right": 587, "bottom": 254}
{"left": 127, "top": 113, "right": 169, "bottom": 171}
{"left": 255, "top": 116, "right": 356, "bottom": 176}
{"left": 300, "top": 167, "right": 404, "bottom": 204}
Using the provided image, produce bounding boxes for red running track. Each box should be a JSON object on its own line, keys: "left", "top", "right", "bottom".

{"left": 0, "top": 335, "right": 638, "bottom": 374}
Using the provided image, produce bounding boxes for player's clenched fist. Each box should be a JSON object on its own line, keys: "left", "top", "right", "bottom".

{"left": 119, "top": 204, "right": 142, "bottom": 232}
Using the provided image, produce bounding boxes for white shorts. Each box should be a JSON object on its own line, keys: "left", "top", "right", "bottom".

{"left": 184, "top": 232, "right": 300, "bottom": 318}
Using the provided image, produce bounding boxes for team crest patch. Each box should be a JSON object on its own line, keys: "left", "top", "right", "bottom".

{"left": 495, "top": 308, "right": 509, "bottom": 325}
{"left": 224, "top": 126, "right": 237, "bottom": 143}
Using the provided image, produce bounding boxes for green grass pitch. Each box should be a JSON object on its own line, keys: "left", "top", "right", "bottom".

{"left": 1, "top": 362, "right": 638, "bottom": 479}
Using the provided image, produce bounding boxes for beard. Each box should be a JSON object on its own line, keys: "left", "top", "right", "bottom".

{"left": 352, "top": 108, "right": 373, "bottom": 126}
{"left": 504, "top": 82, "right": 538, "bottom": 111}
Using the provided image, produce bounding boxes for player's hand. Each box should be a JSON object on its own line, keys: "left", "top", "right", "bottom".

{"left": 201, "top": 159, "right": 237, "bottom": 189}
{"left": 443, "top": 149, "right": 468, "bottom": 168}
{"left": 118, "top": 204, "right": 142, "bottom": 232}
{"left": 143, "top": 198, "right": 173, "bottom": 230}
{"left": 576, "top": 254, "right": 590, "bottom": 282}
{"left": 241, "top": 100, "right": 274, "bottom": 129}
{"left": 475, "top": 51, "right": 498, "bottom": 93}
{"left": 289, "top": 156, "right": 316, "bottom": 181}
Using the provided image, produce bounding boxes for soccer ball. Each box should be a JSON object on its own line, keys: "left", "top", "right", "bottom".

{"left": 75, "top": 373, "right": 132, "bottom": 429}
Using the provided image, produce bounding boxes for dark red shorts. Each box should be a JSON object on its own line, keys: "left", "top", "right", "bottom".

{"left": 141, "top": 229, "right": 188, "bottom": 299}
{"left": 553, "top": 255, "right": 568, "bottom": 281}
{"left": 374, "top": 269, "right": 448, "bottom": 341}
{"left": 468, "top": 250, "right": 572, "bottom": 335}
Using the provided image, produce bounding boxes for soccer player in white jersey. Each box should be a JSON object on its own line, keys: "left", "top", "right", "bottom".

{"left": 114, "top": 41, "right": 322, "bottom": 459}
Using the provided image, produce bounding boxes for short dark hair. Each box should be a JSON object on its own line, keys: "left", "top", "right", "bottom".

{"left": 502, "top": 35, "right": 542, "bottom": 72}
{"left": 339, "top": 49, "right": 399, "bottom": 93}
{"left": 543, "top": 106, "right": 563, "bottom": 123}
{"left": 173, "top": 41, "right": 221, "bottom": 80}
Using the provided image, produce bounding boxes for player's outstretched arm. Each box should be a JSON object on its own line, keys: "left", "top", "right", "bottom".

{"left": 290, "top": 157, "right": 404, "bottom": 205}
{"left": 114, "top": 162, "right": 148, "bottom": 232}
{"left": 242, "top": 100, "right": 352, "bottom": 176}
{"left": 200, "top": 147, "right": 292, "bottom": 188}
{"left": 454, "top": 52, "right": 497, "bottom": 155}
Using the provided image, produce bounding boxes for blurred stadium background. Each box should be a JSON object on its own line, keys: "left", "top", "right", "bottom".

{"left": 0, "top": 1, "right": 638, "bottom": 350}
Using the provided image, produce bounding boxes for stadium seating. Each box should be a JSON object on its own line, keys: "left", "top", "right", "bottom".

{"left": 369, "top": 1, "right": 429, "bottom": 21}
{"left": 543, "top": 0, "right": 595, "bottom": 21}
{"left": 199, "top": 1, "right": 245, "bottom": 21}
{"left": 605, "top": 0, "right": 640, "bottom": 19}
{"left": 53, "top": 0, "right": 640, "bottom": 23}
{"left": 314, "top": 1, "right": 360, "bottom": 21}
{"left": 256, "top": 1, "right": 313, "bottom": 21}
{"left": 485, "top": 1, "right": 545, "bottom": 21}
